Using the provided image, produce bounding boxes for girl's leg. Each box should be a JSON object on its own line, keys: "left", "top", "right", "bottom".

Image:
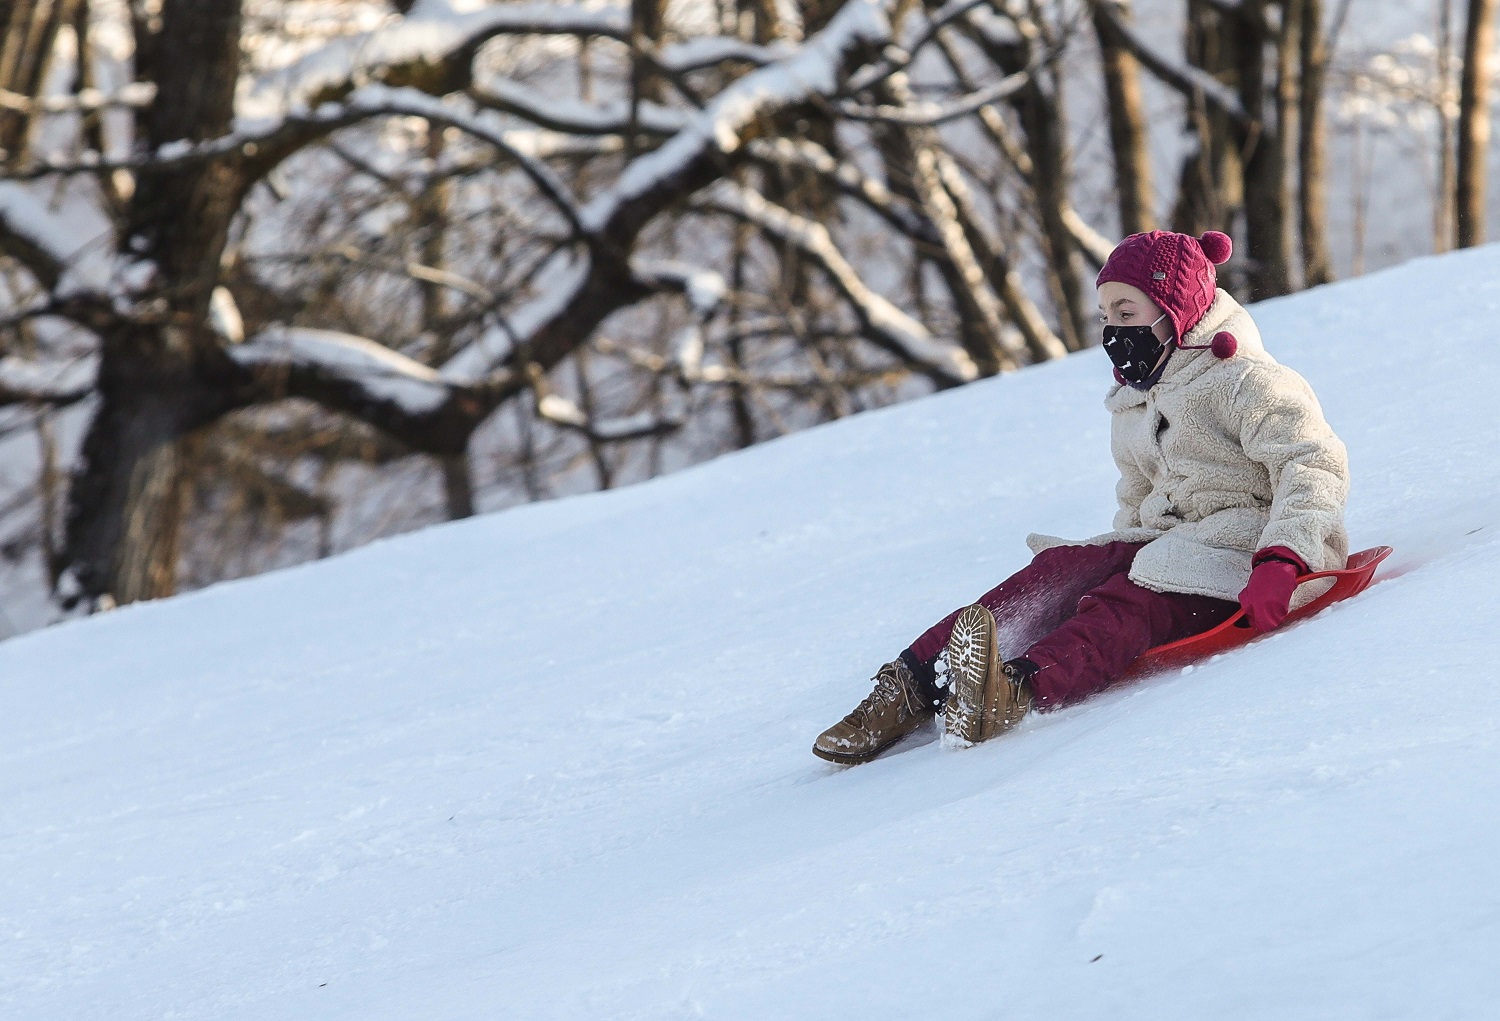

{"left": 903, "top": 541, "right": 1145, "bottom": 680}
{"left": 1021, "top": 572, "right": 1237, "bottom": 708}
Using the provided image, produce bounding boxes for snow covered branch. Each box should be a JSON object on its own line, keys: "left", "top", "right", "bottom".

{"left": 1064, "top": 207, "right": 1116, "bottom": 268}
{"left": 234, "top": 327, "right": 449, "bottom": 412}
{"left": 468, "top": 78, "right": 688, "bottom": 137}
{"left": 0, "top": 182, "right": 118, "bottom": 297}
{"left": 834, "top": 64, "right": 1037, "bottom": 126}
{"left": 697, "top": 182, "right": 977, "bottom": 387}
{"left": 231, "top": 326, "right": 488, "bottom": 452}
{"left": 536, "top": 392, "right": 683, "bottom": 443}
{"left": 653, "top": 37, "right": 790, "bottom": 74}
{"left": 331, "top": 87, "right": 588, "bottom": 235}
{"left": 575, "top": 0, "right": 898, "bottom": 235}
{"left": 240, "top": 2, "right": 632, "bottom": 125}
{"left": 631, "top": 260, "right": 728, "bottom": 315}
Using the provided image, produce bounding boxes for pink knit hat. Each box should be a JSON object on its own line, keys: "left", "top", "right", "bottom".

{"left": 1095, "top": 230, "right": 1233, "bottom": 341}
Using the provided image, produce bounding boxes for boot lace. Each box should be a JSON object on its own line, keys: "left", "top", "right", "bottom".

{"left": 845, "top": 664, "right": 912, "bottom": 727}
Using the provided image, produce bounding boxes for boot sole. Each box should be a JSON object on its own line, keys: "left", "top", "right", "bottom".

{"left": 811, "top": 742, "right": 888, "bottom": 766}
{"left": 942, "top": 604, "right": 997, "bottom": 748}
{"left": 812, "top": 724, "right": 922, "bottom": 764}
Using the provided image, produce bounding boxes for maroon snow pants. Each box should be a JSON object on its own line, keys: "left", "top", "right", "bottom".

{"left": 905, "top": 541, "right": 1237, "bottom": 708}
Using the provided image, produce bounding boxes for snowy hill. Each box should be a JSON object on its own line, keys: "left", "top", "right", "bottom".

{"left": 4, "top": 247, "right": 1500, "bottom": 1020}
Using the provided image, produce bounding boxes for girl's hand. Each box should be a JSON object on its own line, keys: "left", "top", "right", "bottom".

{"left": 1238, "top": 551, "right": 1305, "bottom": 632}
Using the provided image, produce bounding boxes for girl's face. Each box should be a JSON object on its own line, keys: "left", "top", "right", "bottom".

{"left": 1097, "top": 281, "right": 1173, "bottom": 343}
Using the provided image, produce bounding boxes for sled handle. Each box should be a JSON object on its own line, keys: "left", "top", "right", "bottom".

{"left": 1224, "top": 545, "right": 1392, "bottom": 630}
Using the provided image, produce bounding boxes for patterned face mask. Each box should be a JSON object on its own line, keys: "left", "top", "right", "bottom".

{"left": 1102, "top": 313, "right": 1171, "bottom": 388}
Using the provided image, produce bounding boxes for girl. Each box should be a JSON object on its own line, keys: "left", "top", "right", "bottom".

{"left": 814, "top": 230, "right": 1349, "bottom": 764}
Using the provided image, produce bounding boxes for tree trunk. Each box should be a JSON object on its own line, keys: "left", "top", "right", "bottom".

{"left": 416, "top": 126, "right": 453, "bottom": 358}
{"left": 1436, "top": 0, "right": 1458, "bottom": 253}
{"left": 796, "top": 0, "right": 842, "bottom": 36}
{"left": 748, "top": 0, "right": 836, "bottom": 310}
{"left": 1235, "top": 0, "right": 1290, "bottom": 299}
{"left": 1093, "top": 0, "right": 1156, "bottom": 234}
{"left": 756, "top": 0, "right": 804, "bottom": 41}
{"left": 1297, "top": 0, "right": 1333, "bottom": 286}
{"left": 63, "top": 327, "right": 224, "bottom": 604}
{"left": 1277, "top": 0, "right": 1301, "bottom": 289}
{"left": 924, "top": 28, "right": 1066, "bottom": 360}
{"left": 62, "top": 0, "right": 247, "bottom": 605}
{"left": 627, "top": 0, "right": 664, "bottom": 159}
{"left": 130, "top": 0, "right": 246, "bottom": 314}
{"left": 1456, "top": 0, "right": 1497, "bottom": 248}
{"left": 440, "top": 451, "right": 475, "bottom": 519}
{"left": 728, "top": 218, "right": 757, "bottom": 449}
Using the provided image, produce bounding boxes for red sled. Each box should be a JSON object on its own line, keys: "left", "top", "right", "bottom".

{"left": 1126, "top": 545, "right": 1393, "bottom": 678}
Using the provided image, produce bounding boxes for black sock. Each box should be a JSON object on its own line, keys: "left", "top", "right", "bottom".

{"left": 900, "top": 648, "right": 944, "bottom": 709}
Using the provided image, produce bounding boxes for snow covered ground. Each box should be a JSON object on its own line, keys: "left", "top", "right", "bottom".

{"left": 3, "top": 245, "right": 1500, "bottom": 1019}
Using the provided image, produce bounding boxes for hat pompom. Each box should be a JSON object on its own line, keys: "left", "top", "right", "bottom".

{"left": 1210, "top": 331, "right": 1238, "bottom": 358}
{"left": 1199, "top": 231, "right": 1233, "bottom": 265}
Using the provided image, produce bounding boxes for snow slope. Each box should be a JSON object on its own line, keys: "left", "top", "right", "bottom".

{"left": 4, "top": 247, "right": 1500, "bottom": 1020}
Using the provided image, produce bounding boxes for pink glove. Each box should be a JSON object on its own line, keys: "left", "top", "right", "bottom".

{"left": 1238, "top": 549, "right": 1306, "bottom": 633}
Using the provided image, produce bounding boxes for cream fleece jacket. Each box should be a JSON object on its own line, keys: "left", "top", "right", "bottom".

{"left": 1028, "top": 289, "right": 1350, "bottom": 606}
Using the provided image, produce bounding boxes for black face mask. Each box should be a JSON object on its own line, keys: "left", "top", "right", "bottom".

{"left": 1102, "top": 314, "right": 1171, "bottom": 388}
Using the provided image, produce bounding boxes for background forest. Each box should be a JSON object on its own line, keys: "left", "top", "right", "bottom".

{"left": 0, "top": 0, "right": 1492, "bottom": 633}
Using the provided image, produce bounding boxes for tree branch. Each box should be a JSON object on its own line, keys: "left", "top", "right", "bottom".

{"left": 468, "top": 77, "right": 687, "bottom": 137}
{"left": 833, "top": 63, "right": 1036, "bottom": 126}
{"left": 230, "top": 326, "right": 486, "bottom": 453}
{"left": 697, "top": 182, "right": 976, "bottom": 387}
{"left": 0, "top": 355, "right": 97, "bottom": 407}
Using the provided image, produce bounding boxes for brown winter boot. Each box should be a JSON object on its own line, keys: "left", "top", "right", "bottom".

{"left": 813, "top": 658, "right": 934, "bottom": 765}
{"left": 941, "top": 604, "right": 1035, "bottom": 747}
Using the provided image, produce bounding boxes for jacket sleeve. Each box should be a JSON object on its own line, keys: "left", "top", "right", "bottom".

{"left": 1112, "top": 456, "right": 1151, "bottom": 530}
{"left": 1234, "top": 365, "right": 1350, "bottom": 568}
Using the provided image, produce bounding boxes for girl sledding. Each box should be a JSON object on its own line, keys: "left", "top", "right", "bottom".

{"left": 815, "top": 229, "right": 1352, "bottom": 765}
